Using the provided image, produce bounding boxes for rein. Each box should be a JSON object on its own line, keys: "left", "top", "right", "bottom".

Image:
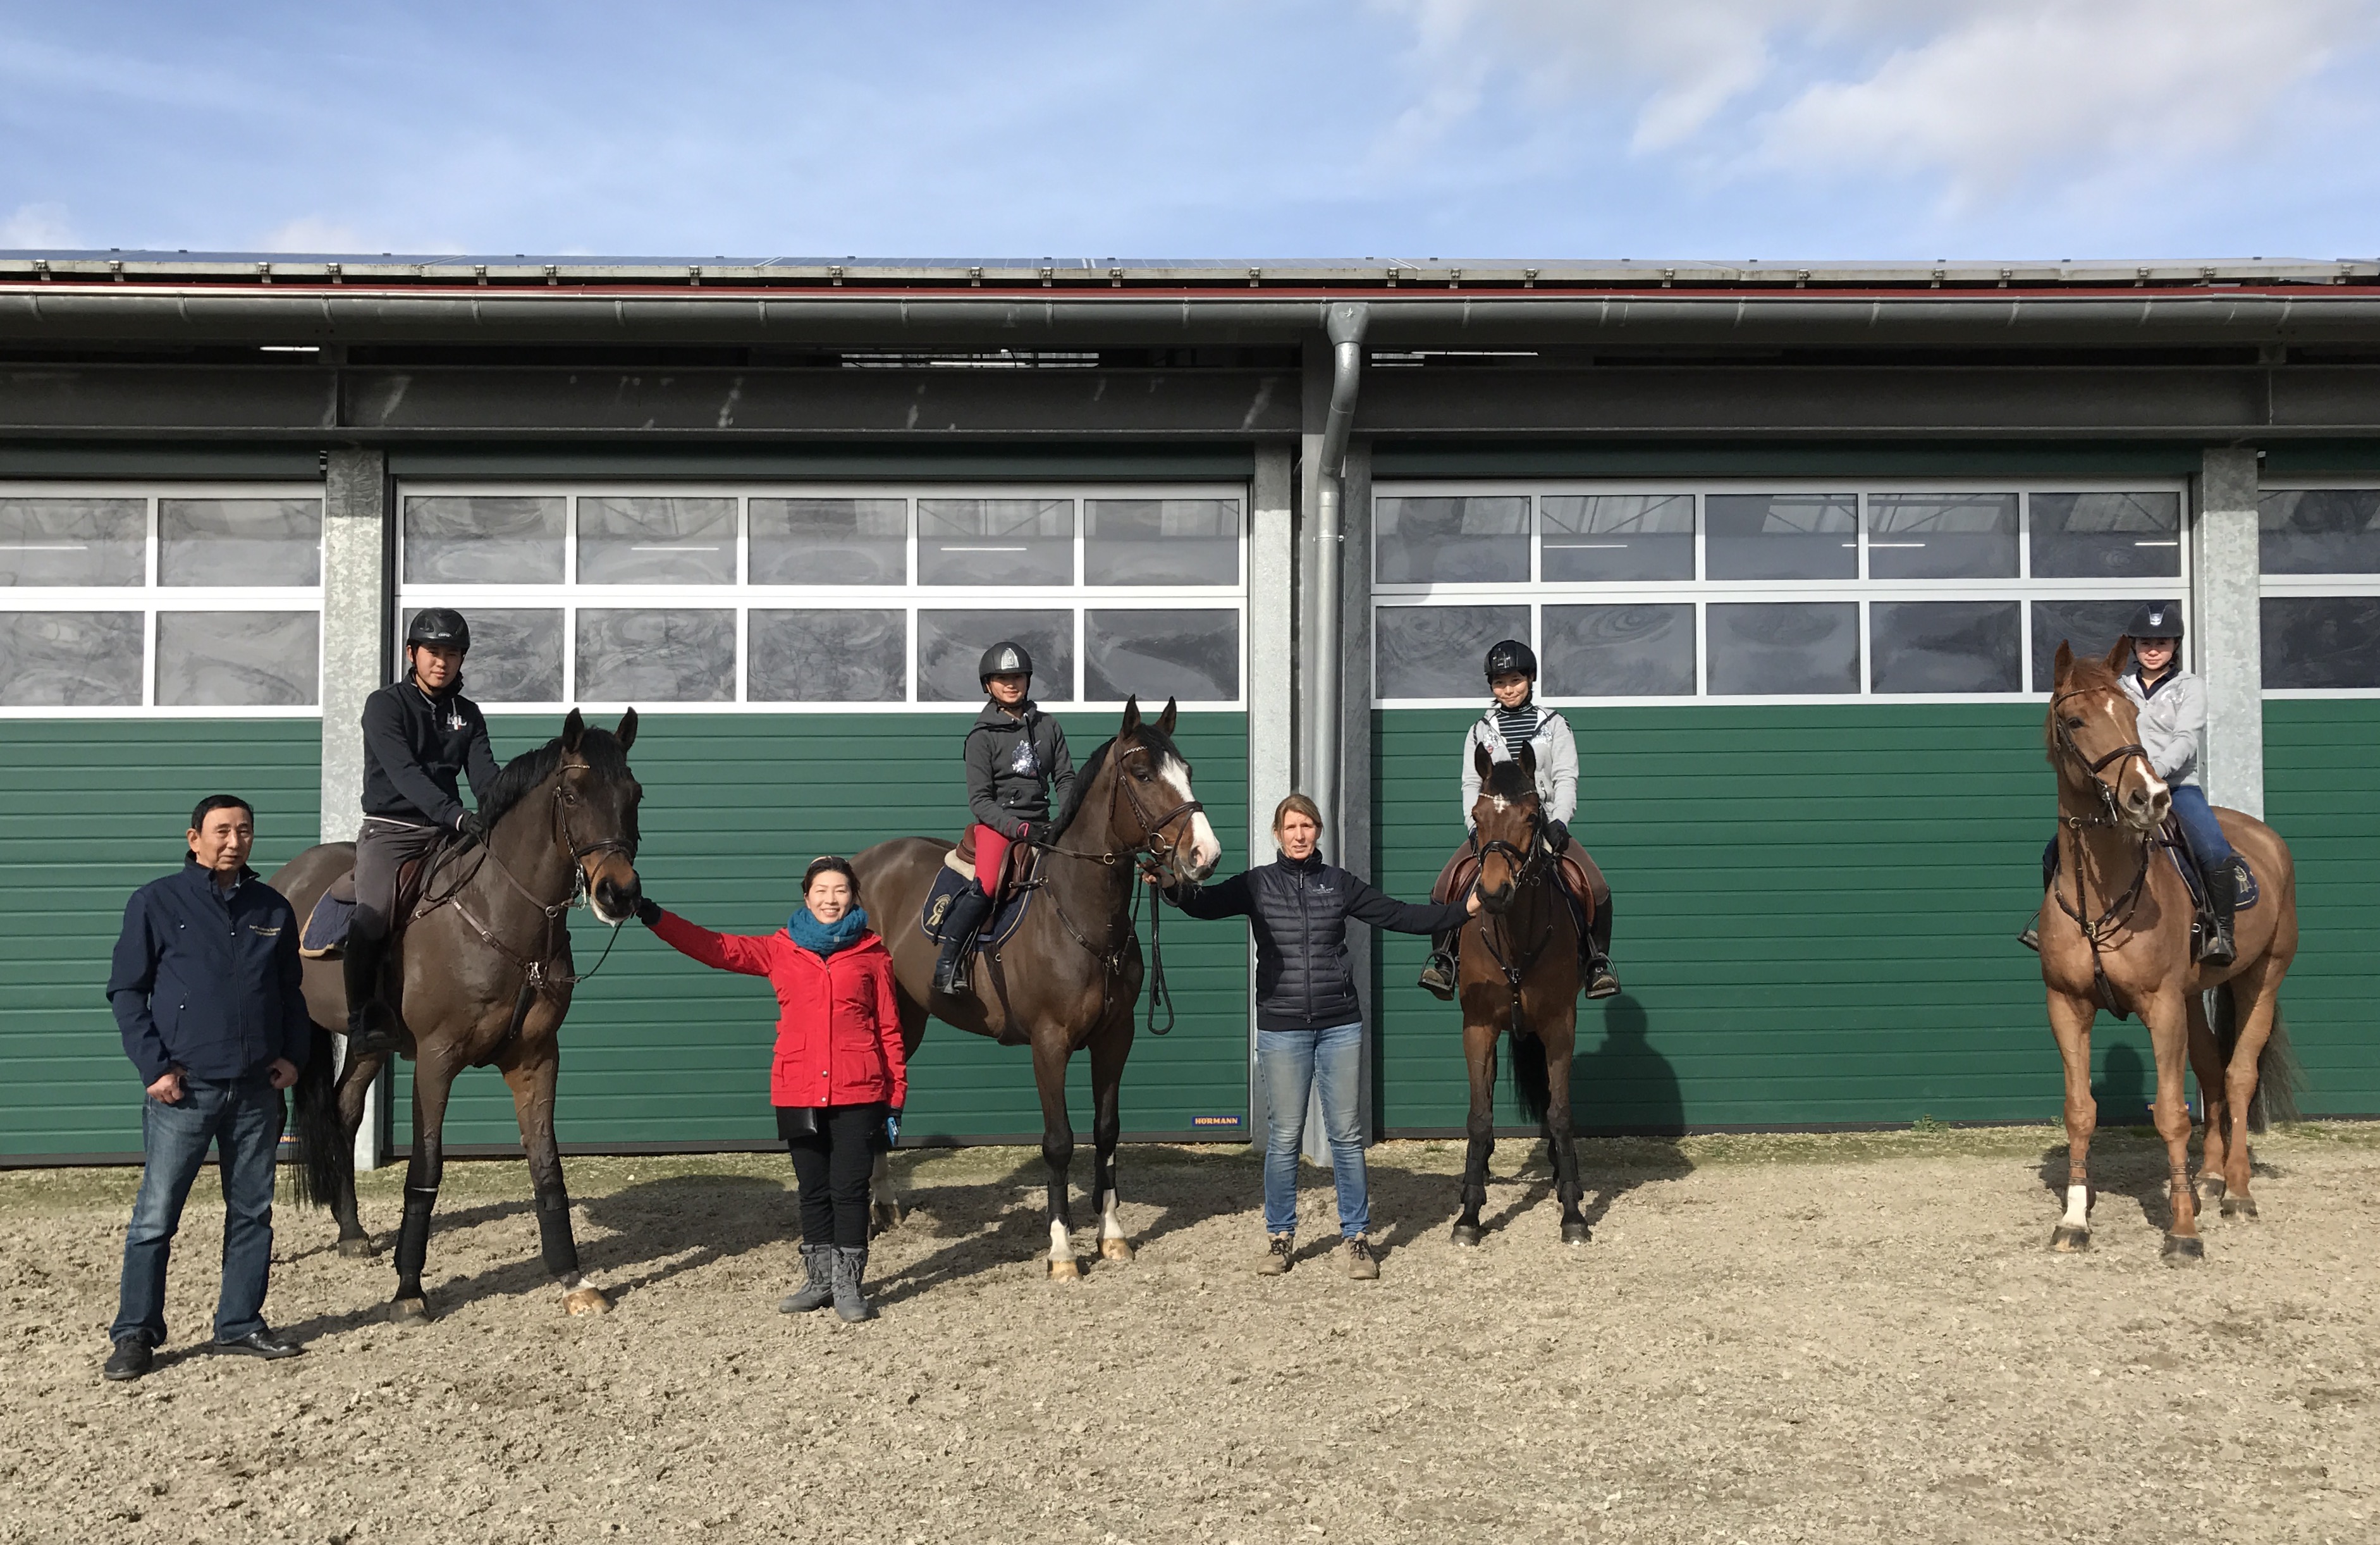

{"left": 1470, "top": 814, "right": 1559, "bottom": 1039}
{"left": 1032, "top": 740, "right": 1204, "bottom": 1037}
{"left": 2047, "top": 687, "right": 2156, "bottom": 1018}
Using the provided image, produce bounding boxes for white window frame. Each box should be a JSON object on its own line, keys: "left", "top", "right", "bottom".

{"left": 2256, "top": 476, "right": 2380, "bottom": 699}
{"left": 1371, "top": 477, "right": 2193, "bottom": 708}
{"left": 396, "top": 481, "right": 1249, "bottom": 713}
{"left": 0, "top": 480, "right": 326, "bottom": 719}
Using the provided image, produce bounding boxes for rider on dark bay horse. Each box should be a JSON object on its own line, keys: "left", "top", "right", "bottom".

{"left": 2019, "top": 601, "right": 2237, "bottom": 968}
{"left": 343, "top": 608, "right": 501, "bottom": 1057}
{"left": 1420, "top": 639, "right": 1618, "bottom": 1002}
{"left": 931, "top": 641, "right": 1078, "bottom": 996}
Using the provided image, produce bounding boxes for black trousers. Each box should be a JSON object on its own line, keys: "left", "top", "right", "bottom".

{"left": 782, "top": 1104, "right": 887, "bottom": 1250}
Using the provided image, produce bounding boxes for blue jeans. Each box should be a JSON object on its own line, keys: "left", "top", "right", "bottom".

{"left": 112, "top": 1072, "right": 286, "bottom": 1347}
{"left": 1257, "top": 1021, "right": 1368, "bottom": 1238}
{"left": 2171, "top": 784, "right": 2235, "bottom": 870}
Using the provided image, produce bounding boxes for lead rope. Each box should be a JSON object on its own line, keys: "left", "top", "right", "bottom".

{"left": 1134, "top": 860, "right": 1175, "bottom": 1037}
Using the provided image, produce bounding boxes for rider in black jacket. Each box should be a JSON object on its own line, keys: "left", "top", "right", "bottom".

{"left": 345, "top": 609, "right": 501, "bottom": 1055}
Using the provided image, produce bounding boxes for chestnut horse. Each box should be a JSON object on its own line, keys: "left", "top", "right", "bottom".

{"left": 2038, "top": 643, "right": 2299, "bottom": 1262}
{"left": 276, "top": 710, "right": 645, "bottom": 1317}
{"left": 1450, "top": 744, "right": 1591, "bottom": 1246}
{"left": 850, "top": 698, "right": 1222, "bottom": 1277}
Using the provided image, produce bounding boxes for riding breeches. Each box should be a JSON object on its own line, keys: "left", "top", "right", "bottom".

{"left": 2168, "top": 785, "right": 2235, "bottom": 871}
{"left": 352, "top": 817, "right": 445, "bottom": 941}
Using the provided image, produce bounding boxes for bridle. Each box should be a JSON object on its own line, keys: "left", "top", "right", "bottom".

{"left": 2047, "top": 686, "right": 2156, "bottom": 1017}
{"left": 1468, "top": 801, "right": 1559, "bottom": 1038}
{"left": 1034, "top": 737, "right": 1207, "bottom": 1036}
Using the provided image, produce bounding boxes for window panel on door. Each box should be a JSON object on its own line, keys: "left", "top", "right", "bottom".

{"left": 2028, "top": 599, "right": 2145, "bottom": 691}
{"left": 2262, "top": 596, "right": 2380, "bottom": 689}
{"left": 749, "top": 608, "right": 908, "bottom": 703}
{"left": 1538, "top": 495, "right": 1693, "bottom": 582}
{"left": 1707, "top": 603, "right": 1858, "bottom": 694}
{"left": 157, "top": 611, "right": 320, "bottom": 706}
{"left": 1375, "top": 605, "right": 1527, "bottom": 699}
{"left": 1375, "top": 496, "right": 1530, "bottom": 585}
{"left": 1084, "top": 608, "right": 1237, "bottom": 703}
{"left": 749, "top": 498, "right": 908, "bottom": 586}
{"left": 2028, "top": 492, "right": 2181, "bottom": 579}
{"left": 2259, "top": 489, "right": 2380, "bottom": 576}
{"left": 0, "top": 499, "right": 147, "bottom": 586}
{"left": 1869, "top": 601, "right": 2020, "bottom": 694}
{"left": 404, "top": 496, "right": 567, "bottom": 584}
{"left": 577, "top": 498, "right": 737, "bottom": 585}
{"left": 406, "top": 607, "right": 563, "bottom": 702}
{"left": 918, "top": 500, "right": 1074, "bottom": 586}
{"left": 1542, "top": 604, "right": 1695, "bottom": 696}
{"left": 0, "top": 612, "right": 143, "bottom": 705}
{"left": 160, "top": 499, "right": 321, "bottom": 587}
{"left": 916, "top": 608, "right": 1074, "bottom": 703}
{"left": 1705, "top": 494, "right": 1856, "bottom": 581}
{"left": 575, "top": 609, "right": 735, "bottom": 701}
{"left": 1084, "top": 499, "right": 1239, "bottom": 586}
{"left": 1866, "top": 494, "right": 2017, "bottom": 580}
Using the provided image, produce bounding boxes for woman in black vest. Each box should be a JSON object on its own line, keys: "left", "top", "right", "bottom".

{"left": 1158, "top": 793, "right": 1474, "bottom": 1279}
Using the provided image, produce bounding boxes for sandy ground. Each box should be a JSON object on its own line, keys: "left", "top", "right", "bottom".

{"left": 2, "top": 1124, "right": 2376, "bottom": 1545}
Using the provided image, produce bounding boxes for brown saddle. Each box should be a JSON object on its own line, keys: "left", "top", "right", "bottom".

{"left": 946, "top": 828, "right": 1042, "bottom": 906}
{"left": 1433, "top": 841, "right": 1604, "bottom": 925}
{"left": 298, "top": 850, "right": 440, "bottom": 960}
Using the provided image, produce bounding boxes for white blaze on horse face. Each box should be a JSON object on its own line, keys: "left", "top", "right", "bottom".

{"left": 1160, "top": 754, "right": 1222, "bottom": 878}
{"left": 2062, "top": 1184, "right": 2090, "bottom": 1231}
{"left": 1100, "top": 1187, "right": 1125, "bottom": 1241}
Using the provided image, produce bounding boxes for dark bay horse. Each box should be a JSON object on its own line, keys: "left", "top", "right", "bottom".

{"left": 275, "top": 709, "right": 644, "bottom": 1317}
{"left": 1451, "top": 744, "right": 1590, "bottom": 1246}
{"left": 850, "top": 698, "right": 1220, "bottom": 1277}
{"left": 2039, "top": 643, "right": 2299, "bottom": 1262}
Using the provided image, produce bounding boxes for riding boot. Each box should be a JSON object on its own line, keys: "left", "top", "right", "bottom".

{"left": 340, "top": 932, "right": 399, "bottom": 1058}
{"left": 1583, "top": 897, "right": 1619, "bottom": 1000}
{"left": 1418, "top": 931, "right": 1458, "bottom": 1001}
{"left": 2020, "top": 836, "right": 2057, "bottom": 952}
{"left": 932, "top": 884, "right": 994, "bottom": 996}
{"left": 831, "top": 1246, "right": 876, "bottom": 1322}
{"left": 2199, "top": 860, "right": 2238, "bottom": 969}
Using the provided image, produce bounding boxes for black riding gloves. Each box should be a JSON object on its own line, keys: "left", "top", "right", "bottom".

{"left": 1017, "top": 820, "right": 1046, "bottom": 846}
{"left": 455, "top": 810, "right": 487, "bottom": 840}
{"left": 635, "top": 897, "right": 664, "bottom": 928}
{"left": 1544, "top": 818, "right": 1571, "bottom": 849}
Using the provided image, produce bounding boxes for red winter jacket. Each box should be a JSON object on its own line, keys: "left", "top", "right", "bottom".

{"left": 650, "top": 913, "right": 908, "bottom": 1109}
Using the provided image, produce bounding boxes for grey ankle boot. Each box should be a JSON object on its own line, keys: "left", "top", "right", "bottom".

{"left": 778, "top": 1244, "right": 834, "bottom": 1314}
{"left": 831, "top": 1246, "right": 875, "bottom": 1322}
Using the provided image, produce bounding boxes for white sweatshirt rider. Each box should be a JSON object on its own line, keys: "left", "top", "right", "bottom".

{"left": 1458, "top": 703, "right": 1579, "bottom": 827}
{"left": 2122, "top": 662, "right": 2206, "bottom": 789}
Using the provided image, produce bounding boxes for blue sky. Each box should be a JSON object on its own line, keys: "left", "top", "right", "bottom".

{"left": 4, "top": 0, "right": 2378, "bottom": 262}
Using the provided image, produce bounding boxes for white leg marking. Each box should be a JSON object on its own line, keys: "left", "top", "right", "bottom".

{"left": 1100, "top": 1186, "right": 1126, "bottom": 1241}
{"left": 2062, "top": 1184, "right": 2091, "bottom": 1231}
{"left": 1048, "top": 1219, "right": 1074, "bottom": 1260}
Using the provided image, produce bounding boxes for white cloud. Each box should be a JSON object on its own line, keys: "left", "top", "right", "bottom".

{"left": 254, "top": 216, "right": 461, "bottom": 255}
{"left": 1, "top": 201, "right": 78, "bottom": 249}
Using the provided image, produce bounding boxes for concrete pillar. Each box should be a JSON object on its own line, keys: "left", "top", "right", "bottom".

{"left": 321, "top": 446, "right": 391, "bottom": 1170}
{"left": 1246, "top": 445, "right": 1296, "bottom": 1142}
{"left": 2194, "top": 448, "right": 2264, "bottom": 818}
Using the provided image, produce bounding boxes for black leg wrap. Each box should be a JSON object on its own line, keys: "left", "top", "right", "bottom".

{"left": 535, "top": 1190, "right": 579, "bottom": 1277}
{"left": 393, "top": 1190, "right": 436, "bottom": 1287}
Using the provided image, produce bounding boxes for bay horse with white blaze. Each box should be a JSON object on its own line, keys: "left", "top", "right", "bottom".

{"left": 2038, "top": 643, "right": 2298, "bottom": 1262}
{"left": 850, "top": 698, "right": 1220, "bottom": 1277}
{"left": 1451, "top": 744, "right": 1592, "bottom": 1246}
{"left": 276, "top": 710, "right": 644, "bottom": 1318}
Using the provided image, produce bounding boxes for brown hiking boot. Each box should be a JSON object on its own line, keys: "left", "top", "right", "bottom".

{"left": 1254, "top": 1233, "right": 1294, "bottom": 1275}
{"left": 1344, "top": 1236, "right": 1380, "bottom": 1280}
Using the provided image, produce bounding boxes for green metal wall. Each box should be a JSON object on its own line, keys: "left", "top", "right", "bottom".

{"left": 404, "top": 711, "right": 1249, "bottom": 1150}
{"left": 2262, "top": 701, "right": 2380, "bottom": 1115}
{"left": 0, "top": 722, "right": 321, "bottom": 1159}
{"left": 1370, "top": 703, "right": 2283, "bottom": 1133}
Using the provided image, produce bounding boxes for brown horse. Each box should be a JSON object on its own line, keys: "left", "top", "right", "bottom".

{"left": 2038, "top": 643, "right": 2299, "bottom": 1262}
{"left": 849, "top": 698, "right": 1220, "bottom": 1277}
{"left": 276, "top": 710, "right": 644, "bottom": 1317}
{"left": 1450, "top": 744, "right": 1591, "bottom": 1246}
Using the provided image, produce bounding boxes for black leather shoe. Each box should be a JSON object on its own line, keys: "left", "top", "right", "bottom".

{"left": 102, "top": 1339, "right": 153, "bottom": 1381}
{"left": 215, "top": 1329, "right": 303, "bottom": 1360}
{"left": 2200, "top": 920, "right": 2237, "bottom": 970}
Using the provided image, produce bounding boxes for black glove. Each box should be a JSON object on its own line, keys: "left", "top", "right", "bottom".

{"left": 635, "top": 897, "right": 663, "bottom": 928}
{"left": 1017, "top": 821, "right": 1046, "bottom": 846}
{"left": 455, "top": 810, "right": 487, "bottom": 840}
{"left": 1543, "top": 818, "right": 1571, "bottom": 850}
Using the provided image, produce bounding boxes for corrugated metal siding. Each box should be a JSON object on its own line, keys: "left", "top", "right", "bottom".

{"left": 0, "top": 722, "right": 320, "bottom": 1159}
{"left": 402, "top": 711, "right": 1248, "bottom": 1149}
{"left": 2262, "top": 701, "right": 2380, "bottom": 1115}
{"left": 1373, "top": 705, "right": 2196, "bottom": 1132}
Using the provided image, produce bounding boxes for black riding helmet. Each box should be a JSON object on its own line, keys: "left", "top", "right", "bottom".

{"left": 978, "top": 641, "right": 1034, "bottom": 687}
{"left": 1484, "top": 638, "right": 1538, "bottom": 683}
{"left": 2125, "top": 601, "right": 2184, "bottom": 641}
{"left": 406, "top": 607, "right": 472, "bottom": 655}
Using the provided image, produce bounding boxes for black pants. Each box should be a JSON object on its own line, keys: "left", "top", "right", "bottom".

{"left": 782, "top": 1104, "right": 886, "bottom": 1250}
{"left": 353, "top": 816, "right": 445, "bottom": 940}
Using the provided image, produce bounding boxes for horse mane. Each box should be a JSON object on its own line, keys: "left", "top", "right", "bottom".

{"left": 1050, "top": 720, "right": 1187, "bottom": 841}
{"left": 1481, "top": 758, "right": 1537, "bottom": 803}
{"left": 479, "top": 727, "right": 634, "bottom": 832}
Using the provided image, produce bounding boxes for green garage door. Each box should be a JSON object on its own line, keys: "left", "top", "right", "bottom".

{"left": 400, "top": 711, "right": 1249, "bottom": 1151}
{"left": 2263, "top": 701, "right": 2380, "bottom": 1116}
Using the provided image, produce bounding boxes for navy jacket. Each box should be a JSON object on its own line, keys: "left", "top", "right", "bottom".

{"left": 362, "top": 677, "right": 500, "bottom": 829}
{"left": 107, "top": 861, "right": 312, "bottom": 1085}
{"left": 1165, "top": 851, "right": 1467, "bottom": 1032}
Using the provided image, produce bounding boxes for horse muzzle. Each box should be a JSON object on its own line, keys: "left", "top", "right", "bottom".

{"left": 589, "top": 864, "right": 642, "bottom": 925}
{"left": 2121, "top": 779, "right": 2171, "bottom": 833}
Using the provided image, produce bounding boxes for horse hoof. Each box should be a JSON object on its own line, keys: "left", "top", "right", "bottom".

{"left": 1561, "top": 1222, "right": 1591, "bottom": 1246}
{"left": 2049, "top": 1226, "right": 2091, "bottom": 1253}
{"left": 385, "top": 1296, "right": 432, "bottom": 1323}
{"left": 870, "top": 1203, "right": 902, "bottom": 1236}
{"left": 1100, "top": 1238, "right": 1135, "bottom": 1263}
{"left": 2161, "top": 1234, "right": 2205, "bottom": 1265}
{"left": 562, "top": 1286, "right": 613, "bottom": 1317}
{"left": 2221, "top": 1195, "right": 2259, "bottom": 1221}
{"left": 1047, "top": 1257, "right": 1081, "bottom": 1281}
{"left": 2197, "top": 1178, "right": 2226, "bottom": 1210}
{"left": 1450, "top": 1224, "right": 1483, "bottom": 1248}
{"left": 336, "top": 1236, "right": 377, "bottom": 1259}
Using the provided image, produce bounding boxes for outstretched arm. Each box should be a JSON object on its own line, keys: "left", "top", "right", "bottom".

{"left": 1344, "top": 874, "right": 1472, "bottom": 936}
{"left": 1161, "top": 868, "right": 1256, "bottom": 922}
{"left": 648, "top": 911, "right": 775, "bottom": 976}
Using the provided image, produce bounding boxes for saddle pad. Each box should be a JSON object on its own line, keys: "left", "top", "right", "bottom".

{"left": 921, "top": 865, "right": 1033, "bottom": 951}
{"left": 300, "top": 889, "right": 357, "bottom": 959}
{"left": 2166, "top": 846, "right": 2261, "bottom": 913}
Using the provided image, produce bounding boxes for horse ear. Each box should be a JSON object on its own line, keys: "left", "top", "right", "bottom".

{"left": 1474, "top": 739, "right": 1494, "bottom": 783}
{"left": 616, "top": 708, "right": 638, "bottom": 753}
{"left": 1518, "top": 742, "right": 1537, "bottom": 782}
{"left": 2105, "top": 635, "right": 2133, "bottom": 671}
{"left": 2052, "top": 641, "right": 2074, "bottom": 686}
{"left": 561, "top": 708, "right": 586, "bottom": 752}
{"left": 1156, "top": 696, "right": 1178, "bottom": 737}
{"left": 1120, "top": 695, "right": 1143, "bottom": 734}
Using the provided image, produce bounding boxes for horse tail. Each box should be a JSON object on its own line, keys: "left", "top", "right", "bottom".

{"left": 1508, "top": 1029, "right": 1552, "bottom": 1130}
{"left": 288, "top": 1023, "right": 349, "bottom": 1210}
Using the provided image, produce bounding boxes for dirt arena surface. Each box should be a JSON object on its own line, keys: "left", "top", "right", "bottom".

{"left": 3, "top": 1125, "right": 2376, "bottom": 1545}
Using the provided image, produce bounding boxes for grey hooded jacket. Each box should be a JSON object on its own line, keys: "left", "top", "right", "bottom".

{"left": 962, "top": 699, "right": 1077, "bottom": 837}
{"left": 2122, "top": 665, "right": 2205, "bottom": 788}
{"left": 1459, "top": 705, "right": 1580, "bottom": 825}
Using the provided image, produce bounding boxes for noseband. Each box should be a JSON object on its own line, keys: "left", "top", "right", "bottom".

{"left": 2051, "top": 687, "right": 2152, "bottom": 830}
{"left": 2047, "top": 686, "right": 2156, "bottom": 1016}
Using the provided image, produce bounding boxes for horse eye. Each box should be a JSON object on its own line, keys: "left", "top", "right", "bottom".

{"left": 2063, "top": 717, "right": 2085, "bottom": 730}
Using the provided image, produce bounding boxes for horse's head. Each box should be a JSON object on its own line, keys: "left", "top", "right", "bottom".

{"left": 1469, "top": 741, "right": 1542, "bottom": 915}
{"left": 1109, "top": 696, "right": 1222, "bottom": 883}
{"left": 557, "top": 707, "right": 645, "bottom": 923}
{"left": 2049, "top": 639, "right": 2168, "bottom": 832}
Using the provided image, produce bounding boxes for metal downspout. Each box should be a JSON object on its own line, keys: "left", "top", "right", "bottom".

{"left": 1310, "top": 302, "right": 1368, "bottom": 856}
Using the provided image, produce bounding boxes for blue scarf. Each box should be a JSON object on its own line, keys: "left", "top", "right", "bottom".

{"left": 787, "top": 905, "right": 869, "bottom": 957}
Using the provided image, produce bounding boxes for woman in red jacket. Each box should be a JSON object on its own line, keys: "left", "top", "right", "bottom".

{"left": 637, "top": 856, "right": 906, "bottom": 1322}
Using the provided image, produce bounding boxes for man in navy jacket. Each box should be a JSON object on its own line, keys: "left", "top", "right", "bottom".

{"left": 101, "top": 794, "right": 312, "bottom": 1381}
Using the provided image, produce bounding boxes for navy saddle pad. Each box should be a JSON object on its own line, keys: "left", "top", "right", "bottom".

{"left": 2168, "top": 846, "right": 2260, "bottom": 914}
{"left": 921, "top": 866, "right": 1033, "bottom": 951}
{"left": 302, "top": 889, "right": 357, "bottom": 958}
